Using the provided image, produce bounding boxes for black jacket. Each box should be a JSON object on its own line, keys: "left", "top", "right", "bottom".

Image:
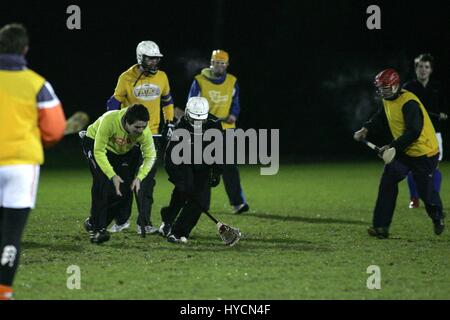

{"left": 403, "top": 79, "right": 448, "bottom": 132}
{"left": 164, "top": 114, "right": 224, "bottom": 177}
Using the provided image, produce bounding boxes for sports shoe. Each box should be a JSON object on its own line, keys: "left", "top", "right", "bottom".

{"left": 234, "top": 203, "right": 249, "bottom": 214}
{"left": 136, "top": 225, "right": 159, "bottom": 235}
{"left": 433, "top": 219, "right": 445, "bottom": 235}
{"left": 159, "top": 222, "right": 172, "bottom": 237}
{"left": 180, "top": 236, "right": 188, "bottom": 244}
{"left": 167, "top": 234, "right": 188, "bottom": 244}
{"left": 108, "top": 220, "right": 130, "bottom": 233}
{"left": 91, "top": 229, "right": 110, "bottom": 244}
{"left": 408, "top": 198, "right": 420, "bottom": 209}
{"left": 84, "top": 217, "right": 95, "bottom": 241}
{"left": 367, "top": 226, "right": 389, "bottom": 239}
{"left": 0, "top": 285, "right": 13, "bottom": 300}
{"left": 84, "top": 217, "right": 94, "bottom": 233}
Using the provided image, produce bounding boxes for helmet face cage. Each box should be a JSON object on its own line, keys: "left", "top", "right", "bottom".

{"left": 140, "top": 55, "right": 160, "bottom": 75}
{"left": 210, "top": 49, "right": 229, "bottom": 76}
{"left": 376, "top": 84, "right": 399, "bottom": 99}
{"left": 185, "top": 112, "right": 207, "bottom": 132}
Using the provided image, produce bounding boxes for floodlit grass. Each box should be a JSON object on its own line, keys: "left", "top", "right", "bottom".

{"left": 14, "top": 162, "right": 450, "bottom": 299}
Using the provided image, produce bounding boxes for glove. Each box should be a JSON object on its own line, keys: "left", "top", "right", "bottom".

{"left": 164, "top": 121, "right": 175, "bottom": 140}
{"left": 353, "top": 127, "right": 368, "bottom": 142}
{"left": 209, "top": 169, "right": 221, "bottom": 188}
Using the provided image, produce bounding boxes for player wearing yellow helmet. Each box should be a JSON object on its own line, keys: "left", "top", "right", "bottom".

{"left": 188, "top": 50, "right": 249, "bottom": 214}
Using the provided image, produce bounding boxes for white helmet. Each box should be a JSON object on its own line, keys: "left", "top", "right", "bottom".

{"left": 136, "top": 41, "right": 163, "bottom": 65}
{"left": 185, "top": 97, "right": 209, "bottom": 130}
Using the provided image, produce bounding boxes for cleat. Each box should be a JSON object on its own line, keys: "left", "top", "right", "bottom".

{"left": 109, "top": 220, "right": 130, "bottom": 233}
{"left": 433, "top": 219, "right": 445, "bottom": 235}
{"left": 136, "top": 225, "right": 159, "bottom": 235}
{"left": 91, "top": 229, "right": 110, "bottom": 244}
{"left": 167, "top": 234, "right": 187, "bottom": 244}
{"left": 234, "top": 203, "right": 249, "bottom": 214}
{"left": 84, "top": 217, "right": 95, "bottom": 240}
{"left": 159, "top": 222, "right": 172, "bottom": 237}
{"left": 367, "top": 226, "right": 389, "bottom": 239}
{"left": 0, "top": 285, "right": 13, "bottom": 300}
{"left": 408, "top": 198, "right": 419, "bottom": 209}
{"left": 167, "top": 234, "right": 180, "bottom": 244}
{"left": 84, "top": 217, "right": 94, "bottom": 233}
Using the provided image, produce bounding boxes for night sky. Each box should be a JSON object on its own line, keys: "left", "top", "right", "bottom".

{"left": 1, "top": 0, "right": 449, "bottom": 158}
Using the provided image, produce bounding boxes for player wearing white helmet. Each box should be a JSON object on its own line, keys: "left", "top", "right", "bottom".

{"left": 105, "top": 40, "right": 175, "bottom": 235}
{"left": 184, "top": 96, "right": 209, "bottom": 131}
{"left": 136, "top": 40, "right": 163, "bottom": 75}
{"left": 159, "top": 97, "right": 224, "bottom": 243}
{"left": 187, "top": 49, "right": 250, "bottom": 215}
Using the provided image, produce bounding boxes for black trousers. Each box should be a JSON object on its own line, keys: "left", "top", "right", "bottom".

{"left": 81, "top": 136, "right": 140, "bottom": 231}
{"left": 115, "top": 139, "right": 161, "bottom": 227}
{"left": 163, "top": 164, "right": 211, "bottom": 238}
{"left": 373, "top": 154, "right": 443, "bottom": 228}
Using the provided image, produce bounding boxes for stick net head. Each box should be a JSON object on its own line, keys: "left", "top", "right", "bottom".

{"left": 217, "top": 222, "right": 241, "bottom": 247}
{"left": 382, "top": 147, "right": 396, "bottom": 164}
{"left": 65, "top": 111, "right": 90, "bottom": 135}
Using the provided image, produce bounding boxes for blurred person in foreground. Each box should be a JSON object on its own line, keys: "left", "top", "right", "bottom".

{"left": 0, "top": 23, "right": 66, "bottom": 300}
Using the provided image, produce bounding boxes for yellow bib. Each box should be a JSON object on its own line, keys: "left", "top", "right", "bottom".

{"left": 383, "top": 90, "right": 438, "bottom": 157}
{"left": 115, "top": 65, "right": 173, "bottom": 134}
{"left": 195, "top": 73, "right": 237, "bottom": 129}
{"left": 0, "top": 69, "right": 45, "bottom": 165}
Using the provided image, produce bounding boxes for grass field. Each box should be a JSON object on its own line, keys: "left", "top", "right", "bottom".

{"left": 14, "top": 162, "right": 450, "bottom": 299}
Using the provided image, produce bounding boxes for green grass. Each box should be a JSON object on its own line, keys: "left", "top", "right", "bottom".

{"left": 13, "top": 162, "right": 450, "bottom": 299}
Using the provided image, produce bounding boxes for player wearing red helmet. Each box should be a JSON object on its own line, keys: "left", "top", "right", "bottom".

{"left": 374, "top": 68, "right": 400, "bottom": 99}
{"left": 354, "top": 68, "right": 444, "bottom": 238}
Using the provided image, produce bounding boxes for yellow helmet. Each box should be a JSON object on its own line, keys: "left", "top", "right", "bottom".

{"left": 211, "top": 49, "right": 229, "bottom": 63}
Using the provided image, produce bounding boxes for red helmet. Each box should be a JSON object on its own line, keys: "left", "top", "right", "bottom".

{"left": 374, "top": 69, "right": 400, "bottom": 98}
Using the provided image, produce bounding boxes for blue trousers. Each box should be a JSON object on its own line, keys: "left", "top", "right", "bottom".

{"left": 373, "top": 154, "right": 443, "bottom": 228}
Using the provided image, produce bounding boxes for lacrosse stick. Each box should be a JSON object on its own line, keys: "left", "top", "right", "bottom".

{"left": 186, "top": 194, "right": 241, "bottom": 246}
{"left": 203, "top": 209, "right": 241, "bottom": 246}
{"left": 360, "top": 139, "right": 396, "bottom": 164}
{"left": 65, "top": 111, "right": 90, "bottom": 135}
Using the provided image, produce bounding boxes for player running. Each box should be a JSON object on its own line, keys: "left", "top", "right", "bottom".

{"left": 354, "top": 69, "right": 445, "bottom": 238}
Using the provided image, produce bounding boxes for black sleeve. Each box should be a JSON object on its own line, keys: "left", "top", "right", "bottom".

{"left": 438, "top": 83, "right": 449, "bottom": 115}
{"left": 206, "top": 114, "right": 224, "bottom": 131}
{"left": 390, "top": 100, "right": 423, "bottom": 152}
{"left": 363, "top": 107, "right": 386, "bottom": 133}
